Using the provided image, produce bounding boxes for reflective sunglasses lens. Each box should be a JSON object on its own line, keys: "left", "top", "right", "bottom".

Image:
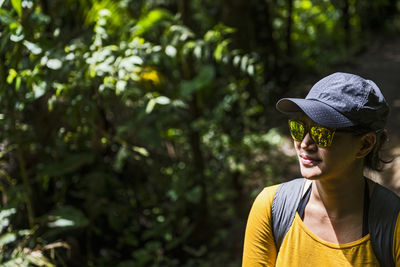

{"left": 289, "top": 120, "right": 305, "bottom": 141}
{"left": 310, "top": 126, "right": 334, "bottom": 147}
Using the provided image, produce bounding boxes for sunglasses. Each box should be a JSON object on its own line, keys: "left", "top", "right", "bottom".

{"left": 288, "top": 119, "right": 342, "bottom": 148}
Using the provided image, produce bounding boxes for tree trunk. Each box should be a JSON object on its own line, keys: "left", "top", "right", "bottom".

{"left": 221, "top": 0, "right": 254, "bottom": 50}
{"left": 286, "top": 0, "right": 293, "bottom": 57}
{"left": 342, "top": 0, "right": 350, "bottom": 49}
{"left": 179, "top": 0, "right": 209, "bottom": 223}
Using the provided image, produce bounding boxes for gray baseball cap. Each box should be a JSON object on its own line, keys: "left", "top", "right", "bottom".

{"left": 276, "top": 72, "right": 389, "bottom": 130}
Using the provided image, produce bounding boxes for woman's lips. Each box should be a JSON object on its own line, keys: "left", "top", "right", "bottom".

{"left": 300, "top": 154, "right": 320, "bottom": 166}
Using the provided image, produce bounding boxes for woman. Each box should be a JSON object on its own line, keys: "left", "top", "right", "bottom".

{"left": 242, "top": 72, "right": 400, "bottom": 266}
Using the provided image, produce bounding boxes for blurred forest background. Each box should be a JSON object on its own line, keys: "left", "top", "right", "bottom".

{"left": 1, "top": 0, "right": 400, "bottom": 266}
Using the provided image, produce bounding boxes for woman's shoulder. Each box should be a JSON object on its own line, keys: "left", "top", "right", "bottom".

{"left": 251, "top": 184, "right": 280, "bottom": 211}
{"left": 260, "top": 183, "right": 281, "bottom": 196}
{"left": 251, "top": 178, "right": 308, "bottom": 216}
{"left": 258, "top": 184, "right": 280, "bottom": 199}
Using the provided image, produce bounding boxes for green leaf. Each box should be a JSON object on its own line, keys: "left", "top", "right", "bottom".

{"left": 264, "top": 128, "right": 284, "bottom": 146}
{"left": 47, "top": 206, "right": 89, "bottom": 229}
{"left": 240, "top": 55, "right": 249, "bottom": 72}
{"left": 0, "top": 232, "right": 17, "bottom": 246}
{"left": 11, "top": 0, "right": 22, "bottom": 16}
{"left": 25, "top": 254, "right": 55, "bottom": 267}
{"left": 32, "top": 81, "right": 46, "bottom": 99}
{"left": 154, "top": 96, "right": 171, "bottom": 105}
{"left": 0, "top": 31, "right": 10, "bottom": 52}
{"left": 134, "top": 9, "right": 172, "bottom": 36}
{"left": 46, "top": 58, "right": 62, "bottom": 70}
{"left": 0, "top": 9, "right": 17, "bottom": 25}
{"left": 165, "top": 45, "right": 177, "bottom": 57}
{"left": 300, "top": 0, "right": 312, "bottom": 10}
{"left": 0, "top": 208, "right": 16, "bottom": 232}
{"left": 145, "top": 98, "right": 156, "bottom": 114}
{"left": 15, "top": 76, "right": 21, "bottom": 90}
{"left": 132, "top": 146, "right": 149, "bottom": 157}
{"left": 185, "top": 186, "right": 202, "bottom": 204}
{"left": 146, "top": 96, "right": 171, "bottom": 114}
{"left": 0, "top": 208, "right": 16, "bottom": 220}
{"left": 179, "top": 65, "right": 215, "bottom": 97}
{"left": 114, "top": 146, "right": 130, "bottom": 172}
{"left": 38, "top": 153, "right": 95, "bottom": 177}
{"left": 23, "top": 40, "right": 42, "bottom": 55}
{"left": 2, "top": 258, "right": 29, "bottom": 266}
{"left": 117, "top": 261, "right": 138, "bottom": 267}
{"left": 6, "top": 69, "right": 17, "bottom": 84}
{"left": 116, "top": 80, "right": 127, "bottom": 94}
{"left": 214, "top": 39, "right": 231, "bottom": 62}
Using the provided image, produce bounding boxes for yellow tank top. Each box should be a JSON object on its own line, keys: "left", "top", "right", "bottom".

{"left": 242, "top": 185, "right": 400, "bottom": 266}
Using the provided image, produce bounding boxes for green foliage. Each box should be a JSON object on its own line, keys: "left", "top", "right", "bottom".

{"left": 0, "top": 0, "right": 399, "bottom": 265}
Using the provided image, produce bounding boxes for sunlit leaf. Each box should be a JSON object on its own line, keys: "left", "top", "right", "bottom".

{"left": 264, "top": 128, "right": 284, "bottom": 146}
{"left": 25, "top": 254, "right": 55, "bottom": 267}
{"left": 214, "top": 39, "right": 231, "bottom": 62}
{"left": 300, "top": 0, "right": 312, "bottom": 10}
{"left": 114, "top": 146, "right": 130, "bottom": 171}
{"left": 10, "top": 32, "right": 24, "bottom": 42}
{"left": 132, "top": 146, "right": 149, "bottom": 157}
{"left": 48, "top": 218, "right": 74, "bottom": 227}
{"left": 165, "top": 45, "right": 177, "bottom": 57}
{"left": 193, "top": 45, "right": 202, "bottom": 59}
{"left": 240, "top": 55, "right": 249, "bottom": 72}
{"left": 0, "top": 232, "right": 17, "bottom": 246}
{"left": 116, "top": 80, "right": 127, "bottom": 94}
{"left": 119, "top": 56, "right": 143, "bottom": 71}
{"left": 6, "top": 69, "right": 17, "bottom": 84}
{"left": 146, "top": 98, "right": 156, "bottom": 114}
{"left": 11, "top": 0, "right": 22, "bottom": 15}
{"left": 0, "top": 208, "right": 16, "bottom": 232}
{"left": 47, "top": 206, "right": 89, "bottom": 229}
{"left": 0, "top": 208, "right": 16, "bottom": 220}
{"left": 247, "top": 64, "right": 255, "bottom": 76}
{"left": 15, "top": 76, "right": 21, "bottom": 90}
{"left": 182, "top": 40, "right": 196, "bottom": 56}
{"left": 135, "top": 9, "right": 172, "bottom": 36}
{"left": 23, "top": 40, "right": 42, "bottom": 55}
{"left": 233, "top": 55, "right": 241, "bottom": 67}
{"left": 46, "top": 58, "right": 62, "bottom": 70}
{"left": 117, "top": 261, "right": 137, "bottom": 267}
{"left": 155, "top": 96, "right": 170, "bottom": 105}
{"left": 32, "top": 81, "right": 46, "bottom": 99}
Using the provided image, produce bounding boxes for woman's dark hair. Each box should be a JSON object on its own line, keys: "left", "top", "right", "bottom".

{"left": 364, "top": 129, "right": 391, "bottom": 172}
{"left": 345, "top": 126, "right": 391, "bottom": 172}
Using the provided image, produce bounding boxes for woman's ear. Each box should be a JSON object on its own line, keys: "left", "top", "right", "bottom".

{"left": 356, "top": 132, "right": 376, "bottom": 158}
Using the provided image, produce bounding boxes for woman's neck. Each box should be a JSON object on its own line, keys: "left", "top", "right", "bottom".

{"left": 311, "top": 170, "right": 366, "bottom": 219}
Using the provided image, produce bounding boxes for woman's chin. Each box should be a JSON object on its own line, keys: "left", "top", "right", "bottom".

{"left": 300, "top": 166, "right": 323, "bottom": 180}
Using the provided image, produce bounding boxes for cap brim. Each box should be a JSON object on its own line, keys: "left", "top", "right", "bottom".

{"left": 276, "top": 98, "right": 355, "bottom": 128}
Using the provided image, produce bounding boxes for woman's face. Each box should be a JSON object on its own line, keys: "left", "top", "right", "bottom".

{"left": 293, "top": 116, "right": 364, "bottom": 181}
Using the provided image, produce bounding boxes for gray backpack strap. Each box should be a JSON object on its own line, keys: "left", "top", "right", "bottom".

{"left": 271, "top": 178, "right": 309, "bottom": 250}
{"left": 369, "top": 183, "right": 400, "bottom": 267}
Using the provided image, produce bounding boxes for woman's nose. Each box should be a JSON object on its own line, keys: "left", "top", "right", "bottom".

{"left": 300, "top": 133, "right": 317, "bottom": 150}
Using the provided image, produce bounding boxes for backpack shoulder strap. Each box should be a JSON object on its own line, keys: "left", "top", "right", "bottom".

{"left": 271, "top": 178, "right": 310, "bottom": 250}
{"left": 369, "top": 183, "right": 400, "bottom": 267}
